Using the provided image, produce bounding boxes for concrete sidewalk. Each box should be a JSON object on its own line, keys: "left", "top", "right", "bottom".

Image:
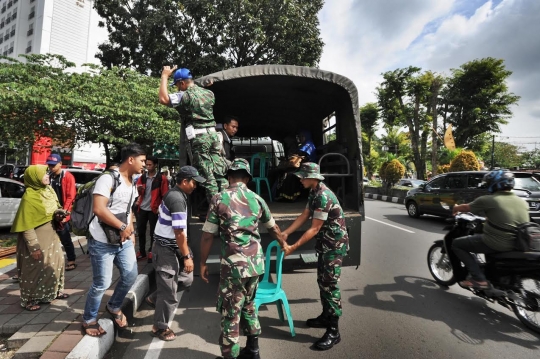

{"left": 0, "top": 237, "right": 153, "bottom": 359}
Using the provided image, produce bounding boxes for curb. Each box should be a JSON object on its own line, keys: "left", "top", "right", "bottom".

{"left": 364, "top": 193, "right": 405, "bottom": 204}
{"left": 66, "top": 270, "right": 153, "bottom": 359}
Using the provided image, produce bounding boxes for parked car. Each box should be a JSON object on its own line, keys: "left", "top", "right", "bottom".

{"left": 0, "top": 164, "right": 29, "bottom": 182}
{"left": 405, "top": 171, "right": 540, "bottom": 220}
{"left": 397, "top": 179, "right": 425, "bottom": 188}
{"left": 0, "top": 177, "right": 25, "bottom": 228}
{"left": 65, "top": 169, "right": 101, "bottom": 188}
{"left": 363, "top": 177, "right": 369, "bottom": 185}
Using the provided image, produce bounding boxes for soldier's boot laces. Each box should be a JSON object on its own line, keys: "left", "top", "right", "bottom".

{"left": 314, "top": 317, "right": 341, "bottom": 351}
{"left": 306, "top": 313, "right": 330, "bottom": 328}
{"left": 238, "top": 335, "right": 260, "bottom": 359}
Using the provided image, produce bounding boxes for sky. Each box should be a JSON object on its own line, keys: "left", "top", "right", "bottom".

{"left": 317, "top": 0, "right": 540, "bottom": 150}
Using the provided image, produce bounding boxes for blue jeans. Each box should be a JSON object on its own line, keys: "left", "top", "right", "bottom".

{"left": 83, "top": 238, "right": 138, "bottom": 324}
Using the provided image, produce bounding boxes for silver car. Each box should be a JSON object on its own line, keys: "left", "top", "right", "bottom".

{"left": 0, "top": 177, "right": 25, "bottom": 228}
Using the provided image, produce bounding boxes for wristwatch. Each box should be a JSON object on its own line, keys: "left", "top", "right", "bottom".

{"left": 183, "top": 253, "right": 194, "bottom": 260}
{"left": 119, "top": 223, "right": 127, "bottom": 232}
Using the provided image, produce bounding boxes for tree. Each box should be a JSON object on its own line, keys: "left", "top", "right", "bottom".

{"left": 360, "top": 102, "right": 378, "bottom": 158}
{"left": 480, "top": 141, "right": 522, "bottom": 169}
{"left": 377, "top": 67, "right": 433, "bottom": 180}
{"left": 381, "top": 159, "right": 405, "bottom": 186}
{"left": 449, "top": 150, "right": 480, "bottom": 172}
{"left": 521, "top": 149, "right": 540, "bottom": 169}
{"left": 94, "top": 0, "right": 324, "bottom": 76}
{"left": 442, "top": 58, "right": 520, "bottom": 151}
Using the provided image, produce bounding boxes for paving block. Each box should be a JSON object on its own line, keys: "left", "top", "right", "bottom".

{"left": 13, "top": 335, "right": 56, "bottom": 359}
{"left": 66, "top": 319, "right": 114, "bottom": 359}
{"left": 0, "top": 304, "right": 10, "bottom": 313}
{"left": 45, "top": 333, "right": 83, "bottom": 353}
{"left": 1, "top": 295, "right": 22, "bottom": 304}
{"left": 2, "top": 303, "right": 25, "bottom": 314}
{"left": 40, "top": 351, "right": 70, "bottom": 359}
{"left": 28, "top": 312, "right": 60, "bottom": 325}
{"left": 0, "top": 313, "right": 16, "bottom": 327}
{"left": 7, "top": 324, "right": 46, "bottom": 349}
{"left": 35, "top": 320, "right": 70, "bottom": 337}
{"left": 62, "top": 322, "right": 84, "bottom": 336}
{"left": 54, "top": 311, "right": 80, "bottom": 324}
{"left": 2, "top": 314, "right": 38, "bottom": 335}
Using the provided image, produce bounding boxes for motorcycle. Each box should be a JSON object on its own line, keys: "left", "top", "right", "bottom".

{"left": 427, "top": 212, "right": 540, "bottom": 334}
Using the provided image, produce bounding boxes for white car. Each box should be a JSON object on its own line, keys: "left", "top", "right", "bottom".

{"left": 0, "top": 177, "right": 25, "bottom": 228}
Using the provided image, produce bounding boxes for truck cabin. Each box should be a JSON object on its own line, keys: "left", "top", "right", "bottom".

{"left": 185, "top": 65, "right": 364, "bottom": 270}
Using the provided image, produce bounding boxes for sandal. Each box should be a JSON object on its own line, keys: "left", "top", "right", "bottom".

{"left": 25, "top": 300, "right": 41, "bottom": 311}
{"left": 56, "top": 293, "right": 70, "bottom": 300}
{"left": 82, "top": 322, "right": 107, "bottom": 337}
{"left": 106, "top": 307, "right": 128, "bottom": 329}
{"left": 150, "top": 328, "right": 176, "bottom": 341}
{"left": 65, "top": 263, "right": 78, "bottom": 271}
{"left": 459, "top": 279, "right": 491, "bottom": 290}
{"left": 145, "top": 296, "right": 156, "bottom": 309}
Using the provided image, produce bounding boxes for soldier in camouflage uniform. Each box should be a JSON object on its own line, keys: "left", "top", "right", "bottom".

{"left": 200, "top": 158, "right": 285, "bottom": 359}
{"left": 159, "top": 66, "right": 228, "bottom": 204}
{"left": 282, "top": 162, "right": 349, "bottom": 351}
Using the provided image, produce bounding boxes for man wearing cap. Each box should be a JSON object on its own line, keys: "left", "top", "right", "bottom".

{"left": 145, "top": 165, "right": 205, "bottom": 341}
{"left": 159, "top": 65, "right": 228, "bottom": 206}
{"left": 47, "top": 154, "right": 78, "bottom": 271}
{"left": 281, "top": 162, "right": 349, "bottom": 351}
{"left": 200, "top": 158, "right": 285, "bottom": 359}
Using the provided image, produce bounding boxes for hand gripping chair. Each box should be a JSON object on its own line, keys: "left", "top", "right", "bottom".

{"left": 250, "top": 153, "right": 272, "bottom": 202}
{"left": 254, "top": 240, "right": 295, "bottom": 337}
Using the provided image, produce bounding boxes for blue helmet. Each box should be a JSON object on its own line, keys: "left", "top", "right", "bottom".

{"left": 170, "top": 68, "right": 193, "bottom": 86}
{"left": 482, "top": 170, "right": 515, "bottom": 193}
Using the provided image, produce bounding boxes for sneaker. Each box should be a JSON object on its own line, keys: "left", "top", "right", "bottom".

{"left": 147, "top": 252, "right": 153, "bottom": 263}
{"left": 136, "top": 251, "right": 147, "bottom": 260}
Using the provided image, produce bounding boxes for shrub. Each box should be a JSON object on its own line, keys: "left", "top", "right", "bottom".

{"left": 437, "top": 164, "right": 450, "bottom": 174}
{"left": 382, "top": 159, "right": 405, "bottom": 185}
{"left": 449, "top": 150, "right": 480, "bottom": 172}
{"left": 379, "top": 161, "right": 389, "bottom": 181}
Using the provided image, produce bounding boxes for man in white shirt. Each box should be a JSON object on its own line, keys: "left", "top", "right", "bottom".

{"left": 82, "top": 143, "right": 146, "bottom": 337}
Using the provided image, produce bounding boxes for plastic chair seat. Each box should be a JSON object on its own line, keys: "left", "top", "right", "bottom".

{"left": 254, "top": 241, "right": 295, "bottom": 337}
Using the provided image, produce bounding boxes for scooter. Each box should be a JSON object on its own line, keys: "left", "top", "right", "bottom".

{"left": 427, "top": 212, "right": 540, "bottom": 334}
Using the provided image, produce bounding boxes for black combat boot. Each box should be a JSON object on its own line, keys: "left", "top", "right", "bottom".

{"left": 314, "top": 316, "right": 341, "bottom": 350}
{"left": 238, "top": 335, "right": 261, "bottom": 359}
{"left": 306, "top": 313, "right": 330, "bottom": 328}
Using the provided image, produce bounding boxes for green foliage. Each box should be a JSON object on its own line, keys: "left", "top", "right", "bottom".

{"left": 480, "top": 141, "right": 522, "bottom": 169}
{"left": 449, "top": 150, "right": 480, "bottom": 172}
{"left": 438, "top": 148, "right": 462, "bottom": 165}
{"left": 443, "top": 58, "right": 520, "bottom": 151}
{"left": 437, "top": 164, "right": 450, "bottom": 174}
{"left": 381, "top": 159, "right": 405, "bottom": 185}
{"left": 521, "top": 149, "right": 540, "bottom": 169}
{"left": 94, "top": 0, "right": 324, "bottom": 76}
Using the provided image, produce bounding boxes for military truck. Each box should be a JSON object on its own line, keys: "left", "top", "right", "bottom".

{"left": 180, "top": 65, "right": 365, "bottom": 272}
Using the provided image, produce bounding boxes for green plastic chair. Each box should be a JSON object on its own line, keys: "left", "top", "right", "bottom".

{"left": 250, "top": 153, "right": 272, "bottom": 202}
{"left": 255, "top": 240, "right": 295, "bottom": 337}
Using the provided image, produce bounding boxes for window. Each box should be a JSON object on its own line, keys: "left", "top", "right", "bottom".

{"left": 3, "top": 32, "right": 8, "bottom": 41}
{"left": 27, "top": 22, "right": 32, "bottom": 36}
{"left": 28, "top": 6, "right": 33, "bottom": 19}
{"left": 25, "top": 39, "right": 30, "bottom": 53}
{"left": 8, "top": 40, "right": 13, "bottom": 53}
{"left": 7, "top": 1, "right": 12, "bottom": 9}
{"left": 467, "top": 174, "right": 484, "bottom": 189}
{"left": 0, "top": 36, "right": 3, "bottom": 45}
{"left": 9, "top": 24, "right": 14, "bottom": 36}
{"left": 11, "top": 7, "right": 15, "bottom": 20}
{"left": 1, "top": 6, "right": 5, "bottom": 14}
{"left": 426, "top": 176, "right": 446, "bottom": 190}
{"left": 2, "top": 182, "right": 25, "bottom": 198}
{"left": 0, "top": 17, "right": 4, "bottom": 29}
{"left": 444, "top": 175, "right": 465, "bottom": 189}
{"left": 5, "top": 12, "right": 10, "bottom": 23}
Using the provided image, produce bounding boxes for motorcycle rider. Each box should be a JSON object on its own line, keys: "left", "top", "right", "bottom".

{"left": 451, "top": 170, "right": 529, "bottom": 289}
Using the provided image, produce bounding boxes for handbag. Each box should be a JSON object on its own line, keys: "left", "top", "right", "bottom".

{"left": 99, "top": 187, "right": 134, "bottom": 246}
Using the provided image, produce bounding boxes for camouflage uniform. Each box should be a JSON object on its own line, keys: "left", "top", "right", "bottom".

{"left": 297, "top": 163, "right": 349, "bottom": 318}
{"left": 202, "top": 159, "right": 275, "bottom": 358}
{"left": 171, "top": 85, "right": 228, "bottom": 202}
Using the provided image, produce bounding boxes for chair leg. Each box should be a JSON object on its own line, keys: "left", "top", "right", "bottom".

{"left": 280, "top": 295, "right": 296, "bottom": 337}
{"left": 276, "top": 300, "right": 285, "bottom": 322}
{"left": 264, "top": 179, "right": 272, "bottom": 202}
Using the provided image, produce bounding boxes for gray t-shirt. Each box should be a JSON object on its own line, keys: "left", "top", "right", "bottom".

{"left": 140, "top": 174, "right": 155, "bottom": 211}
{"left": 469, "top": 191, "right": 530, "bottom": 251}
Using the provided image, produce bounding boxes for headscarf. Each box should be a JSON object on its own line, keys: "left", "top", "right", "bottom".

{"left": 11, "top": 165, "right": 60, "bottom": 233}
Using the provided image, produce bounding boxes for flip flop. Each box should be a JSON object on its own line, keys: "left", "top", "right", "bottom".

{"left": 65, "top": 263, "right": 78, "bottom": 271}
{"left": 82, "top": 322, "right": 107, "bottom": 337}
{"left": 150, "top": 328, "right": 176, "bottom": 341}
{"left": 25, "top": 300, "right": 41, "bottom": 311}
{"left": 56, "top": 293, "right": 70, "bottom": 300}
{"left": 106, "top": 307, "right": 128, "bottom": 329}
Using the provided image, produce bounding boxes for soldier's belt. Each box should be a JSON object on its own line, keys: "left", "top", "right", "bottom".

{"left": 187, "top": 126, "right": 216, "bottom": 140}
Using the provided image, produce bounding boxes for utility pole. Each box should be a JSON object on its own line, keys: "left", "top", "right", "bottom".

{"left": 490, "top": 135, "right": 495, "bottom": 169}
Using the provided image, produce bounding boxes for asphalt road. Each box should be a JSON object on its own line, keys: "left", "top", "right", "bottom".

{"left": 106, "top": 199, "right": 540, "bottom": 359}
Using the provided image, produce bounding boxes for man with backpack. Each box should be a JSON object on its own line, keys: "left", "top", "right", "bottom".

{"left": 46, "top": 154, "right": 78, "bottom": 271}
{"left": 135, "top": 155, "right": 169, "bottom": 262}
{"left": 452, "top": 170, "right": 530, "bottom": 290}
{"left": 81, "top": 143, "right": 146, "bottom": 337}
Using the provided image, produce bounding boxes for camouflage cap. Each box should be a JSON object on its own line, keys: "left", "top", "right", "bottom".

{"left": 227, "top": 158, "right": 252, "bottom": 181}
{"left": 294, "top": 162, "right": 325, "bottom": 181}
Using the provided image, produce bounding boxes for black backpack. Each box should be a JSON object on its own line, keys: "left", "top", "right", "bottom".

{"left": 70, "top": 171, "right": 121, "bottom": 236}
{"left": 489, "top": 220, "right": 540, "bottom": 252}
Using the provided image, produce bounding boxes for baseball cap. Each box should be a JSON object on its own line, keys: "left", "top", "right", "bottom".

{"left": 227, "top": 158, "right": 252, "bottom": 181}
{"left": 294, "top": 162, "right": 325, "bottom": 181}
{"left": 176, "top": 166, "right": 206, "bottom": 183}
{"left": 170, "top": 68, "right": 193, "bottom": 86}
{"left": 46, "top": 154, "right": 62, "bottom": 165}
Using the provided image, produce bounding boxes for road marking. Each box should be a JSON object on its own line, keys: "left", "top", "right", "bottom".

{"left": 366, "top": 216, "right": 415, "bottom": 233}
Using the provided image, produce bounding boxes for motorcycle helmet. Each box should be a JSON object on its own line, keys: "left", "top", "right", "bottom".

{"left": 482, "top": 170, "right": 515, "bottom": 193}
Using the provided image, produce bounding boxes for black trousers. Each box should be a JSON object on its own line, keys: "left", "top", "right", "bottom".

{"left": 137, "top": 209, "right": 158, "bottom": 255}
{"left": 57, "top": 222, "right": 76, "bottom": 262}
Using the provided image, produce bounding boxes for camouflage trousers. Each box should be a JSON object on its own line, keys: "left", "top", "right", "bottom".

{"left": 317, "top": 250, "right": 343, "bottom": 318}
{"left": 191, "top": 132, "right": 229, "bottom": 203}
{"left": 216, "top": 275, "right": 261, "bottom": 358}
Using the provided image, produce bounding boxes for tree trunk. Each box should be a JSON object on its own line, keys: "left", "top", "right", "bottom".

{"left": 430, "top": 81, "right": 441, "bottom": 174}
{"left": 102, "top": 142, "right": 110, "bottom": 166}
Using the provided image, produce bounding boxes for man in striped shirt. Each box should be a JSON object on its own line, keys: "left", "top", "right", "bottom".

{"left": 145, "top": 166, "right": 205, "bottom": 341}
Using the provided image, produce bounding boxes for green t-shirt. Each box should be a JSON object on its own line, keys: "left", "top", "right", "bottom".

{"left": 469, "top": 191, "right": 530, "bottom": 251}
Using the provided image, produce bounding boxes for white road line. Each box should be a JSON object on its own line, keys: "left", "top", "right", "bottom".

{"left": 366, "top": 216, "right": 415, "bottom": 233}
